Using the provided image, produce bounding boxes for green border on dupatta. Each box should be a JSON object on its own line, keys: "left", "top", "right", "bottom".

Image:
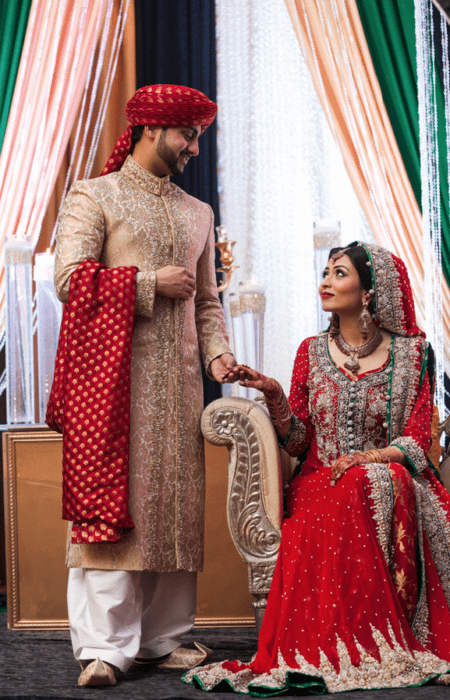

{"left": 386, "top": 335, "right": 395, "bottom": 446}
{"left": 360, "top": 242, "right": 377, "bottom": 315}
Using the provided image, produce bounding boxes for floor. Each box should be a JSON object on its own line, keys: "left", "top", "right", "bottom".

{"left": 1, "top": 613, "right": 449, "bottom": 699}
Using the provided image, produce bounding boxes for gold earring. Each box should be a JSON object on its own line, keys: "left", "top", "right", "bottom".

{"left": 329, "top": 312, "right": 340, "bottom": 339}
{"left": 358, "top": 292, "right": 373, "bottom": 339}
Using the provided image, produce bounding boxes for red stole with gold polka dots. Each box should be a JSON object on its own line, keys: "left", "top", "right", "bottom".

{"left": 46, "top": 259, "right": 138, "bottom": 543}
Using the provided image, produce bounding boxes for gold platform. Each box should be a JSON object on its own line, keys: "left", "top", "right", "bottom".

{"left": 3, "top": 428, "right": 254, "bottom": 629}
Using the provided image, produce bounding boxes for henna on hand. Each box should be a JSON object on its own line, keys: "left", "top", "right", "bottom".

{"left": 231, "top": 365, "right": 292, "bottom": 436}
{"left": 330, "top": 453, "right": 359, "bottom": 486}
{"left": 330, "top": 446, "right": 405, "bottom": 486}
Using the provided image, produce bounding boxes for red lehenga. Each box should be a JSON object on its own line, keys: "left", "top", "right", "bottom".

{"left": 183, "top": 243, "right": 450, "bottom": 695}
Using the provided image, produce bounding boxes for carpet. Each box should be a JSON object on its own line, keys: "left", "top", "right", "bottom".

{"left": 1, "top": 613, "right": 449, "bottom": 699}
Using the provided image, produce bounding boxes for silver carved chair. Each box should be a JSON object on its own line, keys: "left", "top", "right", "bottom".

{"left": 201, "top": 396, "right": 293, "bottom": 631}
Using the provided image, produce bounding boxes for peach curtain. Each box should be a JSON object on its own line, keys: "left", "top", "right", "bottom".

{"left": 39, "top": 0, "right": 135, "bottom": 255}
{"left": 283, "top": 0, "right": 450, "bottom": 343}
{"left": 0, "top": 0, "right": 133, "bottom": 326}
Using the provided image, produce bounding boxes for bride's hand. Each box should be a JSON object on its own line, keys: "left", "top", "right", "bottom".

{"left": 330, "top": 452, "right": 369, "bottom": 486}
{"left": 223, "top": 365, "right": 280, "bottom": 394}
{"left": 221, "top": 364, "right": 251, "bottom": 383}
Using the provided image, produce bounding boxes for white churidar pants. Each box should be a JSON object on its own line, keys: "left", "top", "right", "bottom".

{"left": 67, "top": 568, "right": 197, "bottom": 672}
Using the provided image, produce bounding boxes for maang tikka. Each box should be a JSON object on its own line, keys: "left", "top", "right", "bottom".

{"left": 358, "top": 289, "right": 375, "bottom": 339}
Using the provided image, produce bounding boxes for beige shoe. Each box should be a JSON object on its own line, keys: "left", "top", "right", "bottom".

{"left": 155, "top": 642, "right": 213, "bottom": 669}
{"left": 133, "top": 653, "right": 171, "bottom": 668}
{"left": 77, "top": 657, "right": 117, "bottom": 686}
{"left": 435, "top": 674, "right": 450, "bottom": 685}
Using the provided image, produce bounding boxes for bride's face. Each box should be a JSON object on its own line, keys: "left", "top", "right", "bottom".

{"left": 319, "top": 254, "right": 366, "bottom": 315}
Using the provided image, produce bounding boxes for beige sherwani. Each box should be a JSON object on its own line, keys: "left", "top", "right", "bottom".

{"left": 54, "top": 155, "right": 231, "bottom": 573}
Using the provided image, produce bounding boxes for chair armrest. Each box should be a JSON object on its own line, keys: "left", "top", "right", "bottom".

{"left": 201, "top": 396, "right": 283, "bottom": 629}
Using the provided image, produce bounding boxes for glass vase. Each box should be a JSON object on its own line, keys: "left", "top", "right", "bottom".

{"left": 5, "top": 240, "right": 35, "bottom": 424}
{"left": 313, "top": 220, "right": 341, "bottom": 333}
{"left": 34, "top": 250, "right": 62, "bottom": 424}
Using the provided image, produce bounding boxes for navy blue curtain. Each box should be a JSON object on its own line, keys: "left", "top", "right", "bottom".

{"left": 134, "top": 0, "right": 222, "bottom": 405}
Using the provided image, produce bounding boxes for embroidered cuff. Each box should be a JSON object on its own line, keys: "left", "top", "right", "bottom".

{"left": 278, "top": 415, "right": 307, "bottom": 457}
{"left": 135, "top": 271, "right": 156, "bottom": 317}
{"left": 264, "top": 383, "right": 292, "bottom": 433}
{"left": 390, "top": 436, "right": 428, "bottom": 476}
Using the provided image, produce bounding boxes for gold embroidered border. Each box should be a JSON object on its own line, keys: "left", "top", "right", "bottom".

{"left": 411, "top": 483, "right": 431, "bottom": 647}
{"left": 415, "top": 475, "right": 450, "bottom": 608}
{"left": 184, "top": 622, "right": 450, "bottom": 694}
{"left": 365, "top": 464, "right": 393, "bottom": 563}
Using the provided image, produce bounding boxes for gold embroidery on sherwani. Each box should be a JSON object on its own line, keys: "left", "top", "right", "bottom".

{"left": 55, "top": 156, "right": 231, "bottom": 572}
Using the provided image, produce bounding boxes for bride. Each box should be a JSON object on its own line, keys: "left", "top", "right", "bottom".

{"left": 183, "top": 242, "right": 450, "bottom": 695}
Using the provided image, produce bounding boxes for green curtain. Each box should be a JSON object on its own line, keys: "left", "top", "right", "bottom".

{"left": 355, "top": 0, "right": 450, "bottom": 287}
{"left": 0, "top": 0, "right": 33, "bottom": 151}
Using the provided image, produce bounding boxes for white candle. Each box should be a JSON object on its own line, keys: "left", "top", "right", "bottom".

{"left": 216, "top": 225, "right": 228, "bottom": 242}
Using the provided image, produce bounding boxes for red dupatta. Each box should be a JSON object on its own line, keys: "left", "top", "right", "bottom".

{"left": 46, "top": 260, "right": 138, "bottom": 543}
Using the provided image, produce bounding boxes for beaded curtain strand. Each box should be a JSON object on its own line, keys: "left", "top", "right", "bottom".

{"left": 414, "top": 0, "right": 445, "bottom": 418}
{"left": 440, "top": 11, "right": 450, "bottom": 407}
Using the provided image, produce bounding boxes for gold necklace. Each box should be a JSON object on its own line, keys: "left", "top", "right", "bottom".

{"left": 333, "top": 326, "right": 383, "bottom": 375}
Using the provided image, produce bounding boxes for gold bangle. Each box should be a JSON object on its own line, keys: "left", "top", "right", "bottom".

{"left": 361, "top": 449, "right": 384, "bottom": 464}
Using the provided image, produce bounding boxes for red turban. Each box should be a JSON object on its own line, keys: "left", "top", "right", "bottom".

{"left": 100, "top": 84, "right": 218, "bottom": 176}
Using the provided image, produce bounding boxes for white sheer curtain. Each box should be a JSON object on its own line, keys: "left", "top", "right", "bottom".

{"left": 216, "top": 0, "right": 374, "bottom": 391}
